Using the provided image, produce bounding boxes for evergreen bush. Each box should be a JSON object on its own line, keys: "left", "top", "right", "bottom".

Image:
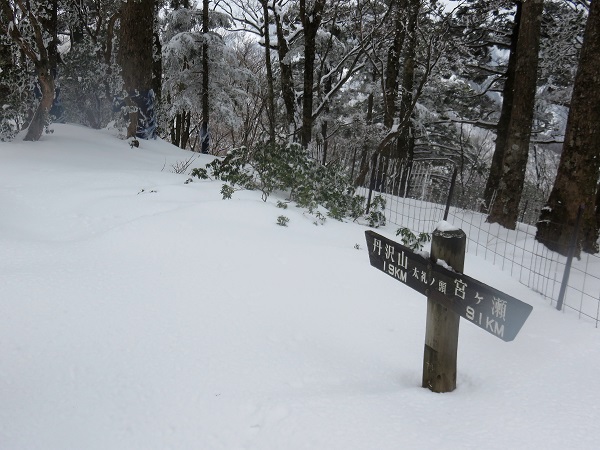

{"left": 195, "top": 142, "right": 367, "bottom": 221}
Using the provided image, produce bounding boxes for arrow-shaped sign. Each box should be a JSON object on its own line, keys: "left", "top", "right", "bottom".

{"left": 366, "top": 230, "right": 532, "bottom": 341}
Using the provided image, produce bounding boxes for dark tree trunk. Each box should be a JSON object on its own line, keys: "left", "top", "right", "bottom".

{"left": 383, "top": 0, "right": 408, "bottom": 129}
{"left": 25, "top": 67, "right": 55, "bottom": 141}
{"left": 395, "top": 0, "right": 420, "bottom": 195}
{"left": 355, "top": 69, "right": 377, "bottom": 187}
{"left": 260, "top": 0, "right": 276, "bottom": 144}
{"left": 119, "top": 0, "right": 156, "bottom": 139}
{"left": 487, "top": 0, "right": 544, "bottom": 229}
{"left": 201, "top": 0, "right": 210, "bottom": 153}
{"left": 481, "top": 1, "right": 522, "bottom": 212}
{"left": 172, "top": 113, "right": 181, "bottom": 146}
{"left": 171, "top": 111, "right": 190, "bottom": 149}
{"left": 152, "top": 10, "right": 162, "bottom": 105}
{"left": 181, "top": 111, "right": 191, "bottom": 149}
{"left": 536, "top": 0, "right": 600, "bottom": 255}
{"left": 274, "top": 6, "right": 296, "bottom": 136}
{"left": 320, "top": 69, "right": 333, "bottom": 165}
{"left": 299, "top": 0, "right": 326, "bottom": 147}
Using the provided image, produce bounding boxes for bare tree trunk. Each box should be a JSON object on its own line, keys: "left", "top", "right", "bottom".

{"left": 181, "top": 111, "right": 191, "bottom": 149}
{"left": 25, "top": 68, "right": 55, "bottom": 141}
{"left": 299, "top": 0, "right": 326, "bottom": 147}
{"left": 481, "top": 1, "right": 522, "bottom": 212}
{"left": 274, "top": 3, "right": 296, "bottom": 138}
{"left": 201, "top": 0, "right": 210, "bottom": 153}
{"left": 536, "top": 0, "right": 600, "bottom": 255}
{"left": 260, "top": 0, "right": 276, "bottom": 144}
{"left": 395, "top": 0, "right": 420, "bottom": 195}
{"left": 487, "top": 0, "right": 544, "bottom": 229}
{"left": 152, "top": 8, "right": 162, "bottom": 105}
{"left": 383, "top": 0, "right": 408, "bottom": 129}
{"left": 119, "top": 0, "right": 155, "bottom": 139}
{"left": 172, "top": 113, "right": 181, "bottom": 146}
{"left": 355, "top": 69, "right": 376, "bottom": 187}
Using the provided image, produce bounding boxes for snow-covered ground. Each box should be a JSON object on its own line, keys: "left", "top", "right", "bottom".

{"left": 1, "top": 124, "right": 599, "bottom": 450}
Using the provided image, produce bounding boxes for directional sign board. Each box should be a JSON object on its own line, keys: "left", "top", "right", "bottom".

{"left": 366, "top": 230, "right": 533, "bottom": 342}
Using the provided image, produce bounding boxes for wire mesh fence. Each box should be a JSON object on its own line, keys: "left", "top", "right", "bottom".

{"left": 356, "top": 155, "right": 600, "bottom": 327}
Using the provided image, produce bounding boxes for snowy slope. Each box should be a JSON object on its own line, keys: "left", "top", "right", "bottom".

{"left": 1, "top": 124, "right": 599, "bottom": 450}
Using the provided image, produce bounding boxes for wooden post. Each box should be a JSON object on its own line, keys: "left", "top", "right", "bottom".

{"left": 422, "top": 227, "right": 466, "bottom": 393}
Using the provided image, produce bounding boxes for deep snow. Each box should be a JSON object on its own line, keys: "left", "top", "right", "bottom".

{"left": 1, "top": 124, "right": 599, "bottom": 450}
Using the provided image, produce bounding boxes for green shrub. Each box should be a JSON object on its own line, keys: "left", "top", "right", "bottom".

{"left": 194, "top": 142, "right": 367, "bottom": 221}
{"left": 367, "top": 195, "right": 386, "bottom": 228}
{"left": 276, "top": 215, "right": 290, "bottom": 227}
{"left": 396, "top": 227, "right": 431, "bottom": 250}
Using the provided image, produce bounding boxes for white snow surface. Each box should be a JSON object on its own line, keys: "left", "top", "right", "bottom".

{"left": 435, "top": 219, "right": 460, "bottom": 232}
{"left": 1, "top": 124, "right": 599, "bottom": 450}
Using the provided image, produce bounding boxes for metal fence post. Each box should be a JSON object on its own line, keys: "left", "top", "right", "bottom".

{"left": 556, "top": 204, "right": 585, "bottom": 311}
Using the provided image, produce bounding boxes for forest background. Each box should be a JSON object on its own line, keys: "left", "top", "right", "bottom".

{"left": 0, "top": 0, "right": 599, "bottom": 257}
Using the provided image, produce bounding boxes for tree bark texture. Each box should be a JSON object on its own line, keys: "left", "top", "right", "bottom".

{"left": 536, "top": 0, "right": 600, "bottom": 255}
{"left": 394, "top": 0, "right": 420, "bottom": 196}
{"left": 300, "top": 0, "right": 326, "bottom": 147}
{"left": 383, "top": 0, "right": 408, "bottom": 130}
{"left": 260, "top": 0, "right": 276, "bottom": 144}
{"left": 274, "top": 5, "right": 297, "bottom": 137}
{"left": 201, "top": 0, "right": 210, "bottom": 153}
{"left": 481, "top": 1, "right": 522, "bottom": 212}
{"left": 487, "top": 0, "right": 544, "bottom": 229}
{"left": 119, "top": 0, "right": 155, "bottom": 138}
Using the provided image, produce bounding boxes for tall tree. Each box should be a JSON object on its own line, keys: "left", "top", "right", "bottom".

{"left": 200, "top": 0, "right": 210, "bottom": 153}
{"left": 536, "top": 0, "right": 600, "bottom": 255}
{"left": 259, "top": 0, "right": 276, "bottom": 144}
{"left": 61, "top": 0, "right": 122, "bottom": 129}
{"left": 299, "top": 0, "right": 326, "bottom": 147}
{"left": 118, "top": 0, "right": 157, "bottom": 139}
{"left": 395, "top": 0, "right": 420, "bottom": 192}
{"left": 487, "top": 0, "right": 544, "bottom": 229}
{"left": 273, "top": 0, "right": 299, "bottom": 137}
{"left": 481, "top": 1, "right": 522, "bottom": 211}
{"left": 383, "top": 0, "right": 407, "bottom": 130}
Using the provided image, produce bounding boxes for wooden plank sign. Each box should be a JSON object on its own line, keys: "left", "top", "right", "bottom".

{"left": 365, "top": 230, "right": 533, "bottom": 342}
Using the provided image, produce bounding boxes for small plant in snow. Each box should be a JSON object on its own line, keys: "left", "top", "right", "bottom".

{"left": 354, "top": 243, "right": 361, "bottom": 250}
{"left": 221, "top": 184, "right": 235, "bottom": 199}
{"left": 276, "top": 201, "right": 288, "bottom": 209}
{"left": 312, "top": 210, "right": 326, "bottom": 226}
{"left": 277, "top": 215, "right": 290, "bottom": 227}
{"left": 396, "top": 227, "right": 431, "bottom": 250}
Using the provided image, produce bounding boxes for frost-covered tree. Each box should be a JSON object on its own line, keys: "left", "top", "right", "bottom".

{"left": 0, "top": 35, "right": 30, "bottom": 140}
{"left": 0, "top": 0, "right": 61, "bottom": 141}
{"left": 161, "top": 3, "right": 255, "bottom": 153}
{"left": 59, "top": 0, "right": 122, "bottom": 129}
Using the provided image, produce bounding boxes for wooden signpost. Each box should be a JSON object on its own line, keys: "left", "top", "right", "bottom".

{"left": 365, "top": 227, "right": 533, "bottom": 393}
